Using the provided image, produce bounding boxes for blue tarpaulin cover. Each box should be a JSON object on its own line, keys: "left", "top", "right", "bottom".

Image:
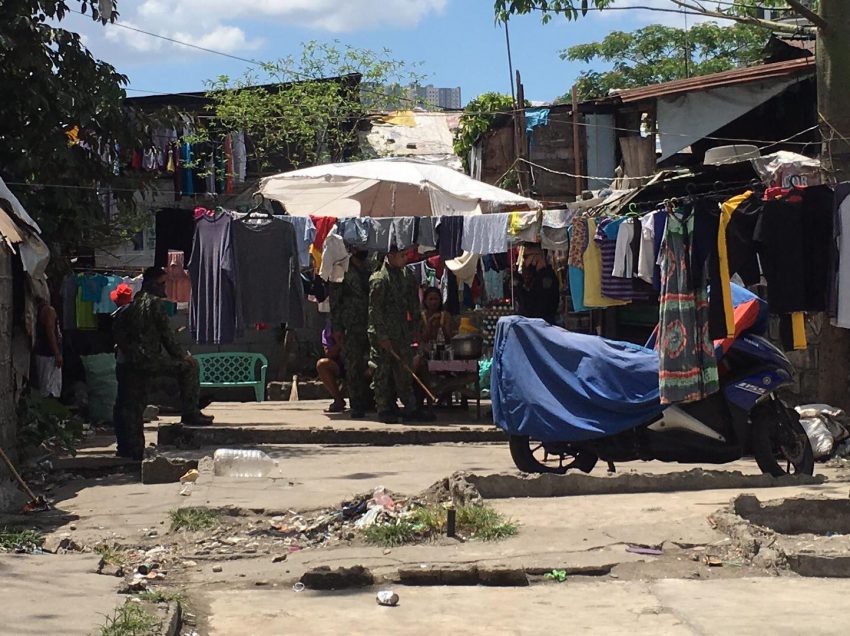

{"left": 491, "top": 316, "right": 662, "bottom": 442}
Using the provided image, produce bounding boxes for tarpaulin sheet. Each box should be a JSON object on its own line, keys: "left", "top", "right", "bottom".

{"left": 491, "top": 316, "right": 661, "bottom": 442}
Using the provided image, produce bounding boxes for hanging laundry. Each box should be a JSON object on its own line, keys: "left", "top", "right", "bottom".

{"left": 612, "top": 218, "right": 636, "bottom": 278}
{"left": 446, "top": 251, "right": 480, "bottom": 287}
{"left": 179, "top": 143, "right": 194, "bottom": 195}
{"left": 338, "top": 217, "right": 370, "bottom": 248}
{"left": 437, "top": 216, "right": 464, "bottom": 261}
{"left": 595, "top": 218, "right": 637, "bottom": 300}
{"left": 657, "top": 210, "right": 719, "bottom": 405}
{"left": 80, "top": 273, "right": 109, "bottom": 303}
{"left": 582, "top": 218, "right": 629, "bottom": 309}
{"left": 318, "top": 228, "right": 350, "bottom": 283}
{"left": 390, "top": 216, "right": 417, "bottom": 250}
{"left": 416, "top": 217, "right": 438, "bottom": 250}
{"left": 188, "top": 213, "right": 237, "bottom": 344}
{"left": 154, "top": 208, "right": 195, "bottom": 268}
{"left": 638, "top": 210, "right": 664, "bottom": 286}
{"left": 462, "top": 213, "right": 510, "bottom": 255}
{"left": 508, "top": 211, "right": 539, "bottom": 243}
{"left": 567, "top": 223, "right": 588, "bottom": 312}
{"left": 365, "top": 217, "right": 394, "bottom": 252}
{"left": 75, "top": 277, "right": 98, "bottom": 330}
{"left": 60, "top": 274, "right": 77, "bottom": 331}
{"left": 232, "top": 131, "right": 247, "bottom": 183}
{"left": 281, "top": 216, "right": 317, "bottom": 269}
{"left": 833, "top": 185, "right": 850, "bottom": 328}
{"left": 165, "top": 251, "right": 192, "bottom": 303}
{"left": 310, "top": 215, "right": 337, "bottom": 252}
{"left": 232, "top": 216, "right": 305, "bottom": 328}
{"left": 94, "top": 274, "right": 124, "bottom": 314}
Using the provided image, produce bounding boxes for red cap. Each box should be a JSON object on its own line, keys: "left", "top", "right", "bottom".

{"left": 110, "top": 283, "right": 133, "bottom": 306}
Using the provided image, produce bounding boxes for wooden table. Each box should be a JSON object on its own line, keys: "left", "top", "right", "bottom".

{"left": 427, "top": 358, "right": 481, "bottom": 420}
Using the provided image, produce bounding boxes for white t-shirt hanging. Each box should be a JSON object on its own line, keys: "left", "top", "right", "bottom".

{"left": 638, "top": 211, "right": 658, "bottom": 284}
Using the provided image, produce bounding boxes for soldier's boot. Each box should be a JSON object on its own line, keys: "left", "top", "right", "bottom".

{"left": 182, "top": 412, "right": 214, "bottom": 426}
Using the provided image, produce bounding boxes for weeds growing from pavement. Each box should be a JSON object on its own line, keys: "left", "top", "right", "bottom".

{"left": 363, "top": 504, "right": 517, "bottom": 547}
{"left": 0, "top": 527, "right": 43, "bottom": 552}
{"left": 99, "top": 603, "right": 159, "bottom": 636}
{"left": 169, "top": 507, "right": 219, "bottom": 531}
{"left": 94, "top": 543, "right": 126, "bottom": 566}
{"left": 138, "top": 589, "right": 185, "bottom": 604}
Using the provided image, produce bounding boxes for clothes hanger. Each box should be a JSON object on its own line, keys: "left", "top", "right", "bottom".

{"left": 245, "top": 192, "right": 271, "bottom": 220}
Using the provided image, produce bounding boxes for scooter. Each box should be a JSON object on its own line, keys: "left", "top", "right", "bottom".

{"left": 491, "top": 288, "right": 814, "bottom": 477}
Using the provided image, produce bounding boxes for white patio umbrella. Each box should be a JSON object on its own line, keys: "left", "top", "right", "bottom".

{"left": 258, "top": 157, "right": 540, "bottom": 217}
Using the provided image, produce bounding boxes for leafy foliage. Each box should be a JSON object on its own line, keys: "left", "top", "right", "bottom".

{"left": 99, "top": 603, "right": 160, "bottom": 636}
{"left": 453, "top": 92, "right": 518, "bottom": 172}
{"left": 16, "top": 391, "right": 85, "bottom": 457}
{"left": 495, "top": 0, "right": 612, "bottom": 23}
{"left": 563, "top": 22, "right": 771, "bottom": 100}
{"left": 0, "top": 526, "right": 44, "bottom": 552}
{"left": 0, "top": 1, "right": 175, "bottom": 272}
{"left": 200, "top": 41, "right": 424, "bottom": 173}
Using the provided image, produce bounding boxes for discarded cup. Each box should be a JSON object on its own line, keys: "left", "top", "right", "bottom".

{"left": 292, "top": 582, "right": 305, "bottom": 592}
{"left": 376, "top": 590, "right": 399, "bottom": 607}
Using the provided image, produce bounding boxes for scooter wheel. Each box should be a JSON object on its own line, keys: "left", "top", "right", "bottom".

{"left": 508, "top": 435, "right": 594, "bottom": 474}
{"left": 751, "top": 398, "right": 815, "bottom": 477}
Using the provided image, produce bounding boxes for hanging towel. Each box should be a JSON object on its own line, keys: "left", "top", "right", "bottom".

{"left": 319, "top": 228, "right": 351, "bottom": 283}
{"left": 445, "top": 251, "right": 481, "bottom": 287}
{"left": 366, "top": 218, "right": 394, "bottom": 252}
{"left": 437, "top": 216, "right": 464, "bottom": 260}
{"left": 461, "top": 213, "right": 510, "bottom": 255}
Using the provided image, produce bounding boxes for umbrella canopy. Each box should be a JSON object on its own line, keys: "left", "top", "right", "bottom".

{"left": 259, "top": 157, "right": 540, "bottom": 217}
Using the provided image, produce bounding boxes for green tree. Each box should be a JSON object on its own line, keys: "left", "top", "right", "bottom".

{"left": 0, "top": 0, "right": 169, "bottom": 270}
{"left": 564, "top": 22, "right": 771, "bottom": 100}
{"left": 453, "top": 92, "right": 519, "bottom": 172}
{"left": 201, "top": 41, "right": 424, "bottom": 172}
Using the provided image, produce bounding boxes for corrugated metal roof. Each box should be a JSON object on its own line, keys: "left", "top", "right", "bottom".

{"left": 596, "top": 57, "right": 815, "bottom": 105}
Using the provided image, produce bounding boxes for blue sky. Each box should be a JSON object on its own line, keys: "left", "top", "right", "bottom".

{"left": 67, "top": 0, "right": 700, "bottom": 105}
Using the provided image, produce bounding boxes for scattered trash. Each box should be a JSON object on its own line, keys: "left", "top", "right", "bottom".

{"left": 376, "top": 590, "right": 400, "bottom": 607}
{"left": 292, "top": 582, "right": 305, "bottom": 592}
{"left": 272, "top": 554, "right": 287, "bottom": 563}
{"left": 180, "top": 469, "right": 200, "bottom": 484}
{"left": 213, "top": 449, "right": 277, "bottom": 478}
{"left": 137, "top": 563, "right": 156, "bottom": 575}
{"left": 543, "top": 569, "right": 568, "bottom": 583}
{"left": 212, "top": 565, "right": 223, "bottom": 573}
{"left": 703, "top": 556, "right": 723, "bottom": 567}
{"left": 626, "top": 543, "right": 664, "bottom": 556}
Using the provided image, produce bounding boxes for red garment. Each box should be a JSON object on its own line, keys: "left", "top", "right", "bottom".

{"left": 310, "top": 216, "right": 337, "bottom": 251}
{"left": 130, "top": 149, "right": 143, "bottom": 170}
{"left": 426, "top": 254, "right": 445, "bottom": 279}
{"left": 165, "top": 251, "right": 191, "bottom": 303}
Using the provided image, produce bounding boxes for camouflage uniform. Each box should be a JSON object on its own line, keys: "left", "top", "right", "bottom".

{"left": 329, "top": 258, "right": 373, "bottom": 413}
{"left": 368, "top": 261, "right": 420, "bottom": 413}
{"left": 113, "top": 290, "right": 200, "bottom": 458}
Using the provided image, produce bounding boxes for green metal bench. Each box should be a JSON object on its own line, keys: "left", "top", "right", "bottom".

{"left": 195, "top": 352, "right": 269, "bottom": 402}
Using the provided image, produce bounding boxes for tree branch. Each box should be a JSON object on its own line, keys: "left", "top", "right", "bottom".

{"left": 785, "top": 0, "right": 828, "bottom": 30}
{"left": 668, "top": 0, "right": 816, "bottom": 36}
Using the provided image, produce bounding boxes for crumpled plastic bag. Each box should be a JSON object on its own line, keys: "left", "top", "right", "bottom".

{"left": 799, "top": 416, "right": 834, "bottom": 459}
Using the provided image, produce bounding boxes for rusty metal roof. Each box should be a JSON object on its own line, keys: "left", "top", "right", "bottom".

{"left": 595, "top": 57, "right": 815, "bottom": 105}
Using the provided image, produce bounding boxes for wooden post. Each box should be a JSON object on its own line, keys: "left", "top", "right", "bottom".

{"left": 514, "top": 70, "right": 529, "bottom": 196}
{"left": 572, "top": 85, "right": 584, "bottom": 196}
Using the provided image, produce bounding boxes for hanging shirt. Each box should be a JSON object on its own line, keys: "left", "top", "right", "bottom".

{"left": 188, "top": 213, "right": 237, "bottom": 344}
{"left": 567, "top": 217, "right": 588, "bottom": 269}
{"left": 60, "top": 275, "right": 77, "bottom": 331}
{"left": 232, "top": 217, "right": 305, "bottom": 328}
{"left": 165, "top": 251, "right": 192, "bottom": 303}
{"left": 833, "top": 185, "right": 850, "bottom": 328}
{"left": 390, "top": 216, "right": 418, "bottom": 250}
{"left": 612, "top": 218, "right": 636, "bottom": 278}
{"left": 281, "top": 216, "right": 317, "bottom": 269}
{"left": 310, "top": 216, "right": 337, "bottom": 252}
{"left": 416, "top": 217, "right": 438, "bottom": 250}
{"left": 366, "top": 218, "right": 394, "bottom": 252}
{"left": 461, "top": 213, "right": 510, "bottom": 255}
{"left": 595, "top": 218, "right": 634, "bottom": 300}
{"left": 80, "top": 273, "right": 108, "bottom": 303}
{"left": 319, "top": 228, "right": 351, "bottom": 283}
{"left": 508, "top": 211, "right": 539, "bottom": 243}
{"left": 94, "top": 274, "right": 123, "bottom": 314}
{"left": 75, "top": 281, "right": 97, "bottom": 330}
{"left": 155, "top": 208, "right": 195, "bottom": 268}
{"left": 437, "top": 216, "right": 464, "bottom": 261}
{"left": 338, "top": 217, "right": 370, "bottom": 248}
{"left": 582, "top": 218, "right": 629, "bottom": 309}
{"left": 567, "top": 224, "right": 588, "bottom": 312}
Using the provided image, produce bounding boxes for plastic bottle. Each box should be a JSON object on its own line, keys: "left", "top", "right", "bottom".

{"left": 213, "top": 449, "right": 277, "bottom": 478}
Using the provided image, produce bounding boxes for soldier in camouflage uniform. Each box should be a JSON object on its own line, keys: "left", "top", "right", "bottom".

{"left": 329, "top": 249, "right": 373, "bottom": 418}
{"left": 368, "top": 248, "right": 435, "bottom": 423}
{"left": 113, "top": 267, "right": 212, "bottom": 459}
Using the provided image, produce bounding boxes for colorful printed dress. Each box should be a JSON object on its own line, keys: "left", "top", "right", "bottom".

{"left": 657, "top": 210, "right": 719, "bottom": 404}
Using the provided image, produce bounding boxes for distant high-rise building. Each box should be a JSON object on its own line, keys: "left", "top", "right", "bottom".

{"left": 406, "top": 84, "right": 462, "bottom": 109}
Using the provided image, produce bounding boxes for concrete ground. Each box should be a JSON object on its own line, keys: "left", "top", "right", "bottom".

{"left": 0, "top": 553, "right": 121, "bottom": 636}
{"left": 5, "top": 399, "right": 850, "bottom": 635}
{"left": 206, "top": 578, "right": 850, "bottom": 636}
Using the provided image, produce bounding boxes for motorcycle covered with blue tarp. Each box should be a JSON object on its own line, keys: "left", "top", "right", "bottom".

{"left": 491, "top": 285, "right": 813, "bottom": 476}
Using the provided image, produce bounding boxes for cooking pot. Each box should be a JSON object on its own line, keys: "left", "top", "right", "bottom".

{"left": 451, "top": 334, "right": 483, "bottom": 360}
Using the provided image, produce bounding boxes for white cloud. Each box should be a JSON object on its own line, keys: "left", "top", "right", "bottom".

{"left": 96, "top": 0, "right": 448, "bottom": 58}
{"left": 599, "top": 0, "right": 715, "bottom": 27}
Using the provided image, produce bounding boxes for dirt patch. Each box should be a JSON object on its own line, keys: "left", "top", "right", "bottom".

{"left": 733, "top": 495, "right": 850, "bottom": 535}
